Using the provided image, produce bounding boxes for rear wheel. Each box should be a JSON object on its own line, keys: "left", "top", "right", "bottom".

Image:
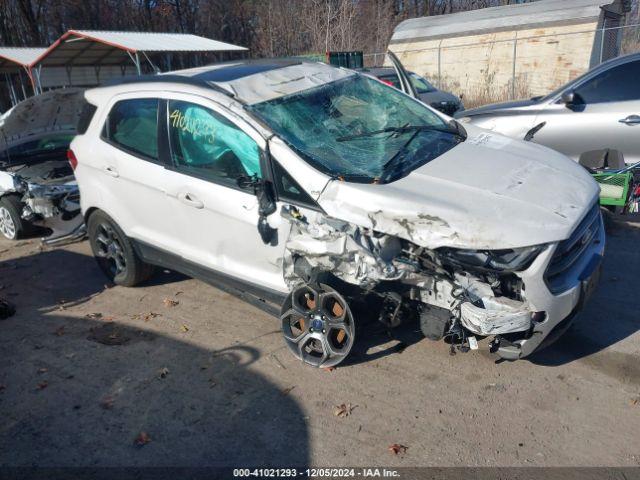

{"left": 281, "top": 283, "right": 356, "bottom": 368}
{"left": 87, "top": 211, "right": 154, "bottom": 286}
{"left": 0, "top": 195, "right": 27, "bottom": 240}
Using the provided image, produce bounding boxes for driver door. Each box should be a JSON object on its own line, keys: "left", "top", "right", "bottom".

{"left": 161, "top": 96, "right": 290, "bottom": 293}
{"left": 533, "top": 59, "right": 640, "bottom": 164}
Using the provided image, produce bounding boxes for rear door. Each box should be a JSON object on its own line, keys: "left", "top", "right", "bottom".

{"left": 97, "top": 95, "right": 177, "bottom": 252}
{"left": 161, "top": 95, "right": 290, "bottom": 293}
{"left": 533, "top": 59, "right": 640, "bottom": 164}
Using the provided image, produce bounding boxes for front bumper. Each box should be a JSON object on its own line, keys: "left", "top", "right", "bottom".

{"left": 493, "top": 212, "right": 605, "bottom": 360}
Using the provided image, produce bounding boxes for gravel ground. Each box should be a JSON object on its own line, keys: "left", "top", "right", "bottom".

{"left": 0, "top": 215, "right": 639, "bottom": 468}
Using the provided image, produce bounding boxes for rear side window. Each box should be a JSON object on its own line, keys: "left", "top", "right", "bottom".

{"left": 102, "top": 99, "right": 159, "bottom": 160}
{"left": 77, "top": 102, "right": 97, "bottom": 134}
{"left": 574, "top": 60, "right": 640, "bottom": 104}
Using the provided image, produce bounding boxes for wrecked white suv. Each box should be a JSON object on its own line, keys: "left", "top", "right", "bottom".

{"left": 71, "top": 59, "right": 604, "bottom": 367}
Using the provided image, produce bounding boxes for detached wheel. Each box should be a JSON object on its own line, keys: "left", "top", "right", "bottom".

{"left": 281, "top": 283, "right": 355, "bottom": 368}
{"left": 0, "top": 195, "right": 26, "bottom": 240}
{"left": 87, "top": 211, "right": 154, "bottom": 287}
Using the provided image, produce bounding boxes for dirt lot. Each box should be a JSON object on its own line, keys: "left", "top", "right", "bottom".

{"left": 1, "top": 215, "right": 639, "bottom": 469}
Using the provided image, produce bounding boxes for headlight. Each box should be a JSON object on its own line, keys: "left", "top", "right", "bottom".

{"left": 438, "top": 245, "right": 547, "bottom": 272}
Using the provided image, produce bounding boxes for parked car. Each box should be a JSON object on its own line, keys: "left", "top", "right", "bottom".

{"left": 71, "top": 56, "right": 603, "bottom": 368}
{"left": 455, "top": 52, "right": 640, "bottom": 165}
{"left": 359, "top": 67, "right": 464, "bottom": 116}
{"left": 0, "top": 88, "right": 87, "bottom": 243}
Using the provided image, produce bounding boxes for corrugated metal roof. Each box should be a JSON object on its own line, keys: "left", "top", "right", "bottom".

{"left": 391, "top": 0, "right": 622, "bottom": 44}
{"left": 34, "top": 30, "right": 247, "bottom": 67}
{"left": 68, "top": 30, "right": 248, "bottom": 53}
{"left": 0, "top": 47, "right": 46, "bottom": 71}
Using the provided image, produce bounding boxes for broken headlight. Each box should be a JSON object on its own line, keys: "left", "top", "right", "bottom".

{"left": 438, "top": 245, "right": 547, "bottom": 272}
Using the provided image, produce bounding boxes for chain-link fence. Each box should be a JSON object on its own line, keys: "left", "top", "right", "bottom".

{"left": 365, "top": 22, "right": 640, "bottom": 108}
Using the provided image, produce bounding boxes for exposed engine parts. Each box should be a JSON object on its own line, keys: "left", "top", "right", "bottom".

{"left": 280, "top": 206, "right": 536, "bottom": 367}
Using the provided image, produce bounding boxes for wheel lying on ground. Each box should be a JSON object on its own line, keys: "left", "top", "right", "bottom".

{"left": 281, "top": 283, "right": 356, "bottom": 368}
{"left": 87, "top": 210, "right": 155, "bottom": 287}
{"left": 0, "top": 195, "right": 27, "bottom": 240}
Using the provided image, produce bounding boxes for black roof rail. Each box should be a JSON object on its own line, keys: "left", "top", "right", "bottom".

{"left": 100, "top": 74, "right": 234, "bottom": 98}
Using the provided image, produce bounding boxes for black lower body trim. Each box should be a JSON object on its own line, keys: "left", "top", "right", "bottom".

{"left": 132, "top": 240, "right": 286, "bottom": 317}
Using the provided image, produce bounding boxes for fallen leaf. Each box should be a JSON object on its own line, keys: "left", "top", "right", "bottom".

{"left": 132, "top": 312, "right": 161, "bottom": 322}
{"left": 86, "top": 313, "right": 103, "bottom": 319}
{"left": 282, "top": 386, "right": 296, "bottom": 396}
{"left": 36, "top": 381, "right": 48, "bottom": 390}
{"left": 37, "top": 367, "right": 48, "bottom": 374}
{"left": 134, "top": 431, "right": 151, "bottom": 446}
{"left": 631, "top": 397, "right": 639, "bottom": 406}
{"left": 180, "top": 324, "right": 189, "bottom": 332}
{"left": 163, "top": 298, "right": 179, "bottom": 307}
{"left": 388, "top": 444, "right": 408, "bottom": 455}
{"left": 53, "top": 326, "right": 65, "bottom": 336}
{"left": 333, "top": 403, "right": 354, "bottom": 417}
{"left": 322, "top": 366, "right": 336, "bottom": 372}
{"left": 158, "top": 367, "right": 170, "bottom": 379}
{"left": 101, "top": 396, "right": 115, "bottom": 409}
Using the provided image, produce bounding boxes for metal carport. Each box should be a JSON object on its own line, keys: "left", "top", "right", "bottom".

{"left": 30, "top": 30, "right": 248, "bottom": 92}
{"left": 0, "top": 47, "right": 46, "bottom": 107}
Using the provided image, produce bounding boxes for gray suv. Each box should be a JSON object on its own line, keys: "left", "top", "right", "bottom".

{"left": 456, "top": 52, "right": 640, "bottom": 165}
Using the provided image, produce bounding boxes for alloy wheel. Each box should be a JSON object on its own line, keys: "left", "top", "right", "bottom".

{"left": 93, "top": 222, "right": 127, "bottom": 277}
{"left": 281, "top": 283, "right": 355, "bottom": 368}
{"left": 0, "top": 207, "right": 16, "bottom": 239}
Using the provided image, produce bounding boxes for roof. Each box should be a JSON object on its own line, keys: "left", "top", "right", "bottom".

{"left": 96, "top": 60, "right": 355, "bottom": 105}
{"left": 0, "top": 47, "right": 46, "bottom": 73}
{"left": 34, "top": 30, "right": 247, "bottom": 67}
{"left": 390, "top": 0, "right": 626, "bottom": 44}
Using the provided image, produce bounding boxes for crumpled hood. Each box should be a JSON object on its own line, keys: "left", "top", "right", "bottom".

{"left": 317, "top": 128, "right": 599, "bottom": 250}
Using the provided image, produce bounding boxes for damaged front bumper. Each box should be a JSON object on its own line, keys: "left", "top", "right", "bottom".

{"left": 22, "top": 181, "right": 84, "bottom": 245}
{"left": 280, "top": 203, "right": 605, "bottom": 363}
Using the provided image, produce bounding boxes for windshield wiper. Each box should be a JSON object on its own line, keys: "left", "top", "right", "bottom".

{"left": 336, "top": 124, "right": 460, "bottom": 142}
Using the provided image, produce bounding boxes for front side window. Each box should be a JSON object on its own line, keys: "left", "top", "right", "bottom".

{"left": 168, "top": 100, "right": 261, "bottom": 186}
{"left": 247, "top": 74, "right": 463, "bottom": 183}
{"left": 573, "top": 61, "right": 640, "bottom": 104}
{"left": 103, "top": 98, "right": 159, "bottom": 160}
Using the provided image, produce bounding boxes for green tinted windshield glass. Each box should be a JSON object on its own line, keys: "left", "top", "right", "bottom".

{"left": 247, "top": 75, "right": 461, "bottom": 182}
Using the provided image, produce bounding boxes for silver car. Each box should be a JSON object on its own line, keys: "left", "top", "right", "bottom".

{"left": 456, "top": 52, "right": 640, "bottom": 165}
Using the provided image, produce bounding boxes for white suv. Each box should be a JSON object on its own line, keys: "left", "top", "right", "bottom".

{"left": 70, "top": 59, "right": 604, "bottom": 367}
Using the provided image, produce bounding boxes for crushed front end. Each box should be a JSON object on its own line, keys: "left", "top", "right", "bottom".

{"left": 279, "top": 202, "right": 604, "bottom": 367}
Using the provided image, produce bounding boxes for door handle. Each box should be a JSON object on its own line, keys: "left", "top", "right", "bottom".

{"left": 619, "top": 115, "right": 640, "bottom": 125}
{"left": 103, "top": 166, "right": 119, "bottom": 177}
{"left": 177, "top": 192, "right": 204, "bottom": 209}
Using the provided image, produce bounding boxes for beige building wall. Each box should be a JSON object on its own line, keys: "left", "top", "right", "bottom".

{"left": 389, "top": 22, "right": 599, "bottom": 103}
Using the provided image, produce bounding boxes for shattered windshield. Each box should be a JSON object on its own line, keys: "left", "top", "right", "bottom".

{"left": 247, "top": 75, "right": 463, "bottom": 183}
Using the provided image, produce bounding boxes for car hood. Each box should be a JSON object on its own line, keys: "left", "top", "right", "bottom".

{"left": 316, "top": 127, "right": 599, "bottom": 250}
{"left": 454, "top": 98, "right": 538, "bottom": 118}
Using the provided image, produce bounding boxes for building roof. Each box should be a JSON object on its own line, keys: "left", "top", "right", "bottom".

{"left": 390, "top": 0, "right": 627, "bottom": 44}
{"left": 0, "top": 47, "right": 46, "bottom": 73}
{"left": 33, "top": 30, "right": 247, "bottom": 67}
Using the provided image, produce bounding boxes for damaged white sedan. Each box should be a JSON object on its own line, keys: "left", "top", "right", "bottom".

{"left": 71, "top": 58, "right": 604, "bottom": 367}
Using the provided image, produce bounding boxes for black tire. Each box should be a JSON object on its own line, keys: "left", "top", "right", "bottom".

{"left": 0, "top": 195, "right": 27, "bottom": 240}
{"left": 87, "top": 210, "right": 155, "bottom": 287}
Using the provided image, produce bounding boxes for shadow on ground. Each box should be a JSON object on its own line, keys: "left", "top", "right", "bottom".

{"left": 528, "top": 218, "right": 640, "bottom": 376}
{"left": 0, "top": 249, "right": 309, "bottom": 467}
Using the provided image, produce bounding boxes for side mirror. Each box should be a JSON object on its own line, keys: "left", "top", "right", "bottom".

{"left": 241, "top": 175, "right": 277, "bottom": 245}
{"left": 561, "top": 90, "right": 576, "bottom": 105}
